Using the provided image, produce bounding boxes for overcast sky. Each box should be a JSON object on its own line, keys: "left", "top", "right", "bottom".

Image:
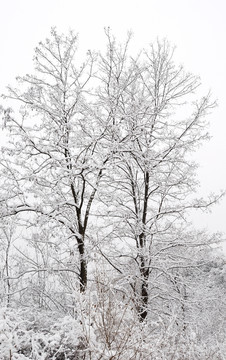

{"left": 1, "top": 0, "right": 226, "bottom": 247}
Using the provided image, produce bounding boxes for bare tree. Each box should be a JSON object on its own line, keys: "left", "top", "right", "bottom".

{"left": 1, "top": 28, "right": 107, "bottom": 292}
{"left": 96, "top": 35, "right": 222, "bottom": 321}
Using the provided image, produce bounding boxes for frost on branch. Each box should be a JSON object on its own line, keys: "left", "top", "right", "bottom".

{"left": 0, "top": 28, "right": 225, "bottom": 359}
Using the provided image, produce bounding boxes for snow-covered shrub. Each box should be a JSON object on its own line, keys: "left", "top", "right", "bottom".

{"left": 0, "top": 307, "right": 85, "bottom": 360}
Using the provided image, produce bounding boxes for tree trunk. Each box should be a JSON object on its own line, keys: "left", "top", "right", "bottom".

{"left": 138, "top": 255, "right": 149, "bottom": 322}
{"left": 139, "top": 278, "right": 148, "bottom": 321}
{"left": 77, "top": 237, "right": 87, "bottom": 292}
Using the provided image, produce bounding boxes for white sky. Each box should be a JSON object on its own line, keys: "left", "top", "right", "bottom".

{"left": 0, "top": 0, "right": 226, "bottom": 246}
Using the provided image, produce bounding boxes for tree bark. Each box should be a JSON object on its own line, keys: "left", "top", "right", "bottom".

{"left": 138, "top": 256, "right": 149, "bottom": 322}
{"left": 77, "top": 236, "right": 87, "bottom": 292}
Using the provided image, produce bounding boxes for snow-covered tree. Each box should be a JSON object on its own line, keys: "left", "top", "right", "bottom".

{"left": 1, "top": 28, "right": 109, "bottom": 293}
{"left": 94, "top": 33, "right": 223, "bottom": 321}
{"left": 0, "top": 30, "right": 225, "bottom": 358}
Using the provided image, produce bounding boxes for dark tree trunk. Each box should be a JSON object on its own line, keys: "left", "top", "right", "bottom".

{"left": 138, "top": 255, "right": 149, "bottom": 322}
{"left": 77, "top": 236, "right": 87, "bottom": 292}
{"left": 79, "top": 254, "right": 87, "bottom": 293}
{"left": 136, "top": 170, "right": 150, "bottom": 322}
{"left": 139, "top": 278, "right": 148, "bottom": 321}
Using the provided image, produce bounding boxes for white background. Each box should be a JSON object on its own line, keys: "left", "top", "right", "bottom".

{"left": 0, "top": 0, "right": 226, "bottom": 247}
